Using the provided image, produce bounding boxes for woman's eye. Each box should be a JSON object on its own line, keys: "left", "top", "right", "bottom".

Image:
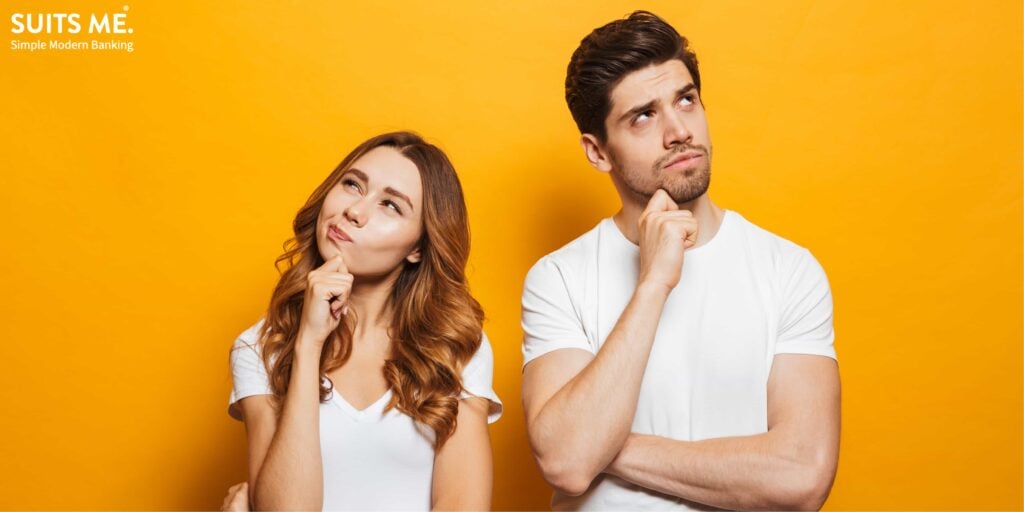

{"left": 383, "top": 200, "right": 402, "bottom": 214}
{"left": 342, "top": 179, "right": 361, "bottom": 192}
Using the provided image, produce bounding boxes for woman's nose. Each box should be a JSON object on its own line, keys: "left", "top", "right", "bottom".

{"left": 343, "top": 200, "right": 367, "bottom": 227}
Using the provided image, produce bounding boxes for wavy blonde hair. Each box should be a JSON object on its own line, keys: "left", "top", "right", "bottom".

{"left": 259, "top": 131, "right": 484, "bottom": 447}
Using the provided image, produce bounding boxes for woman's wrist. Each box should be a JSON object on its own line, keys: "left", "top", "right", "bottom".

{"left": 295, "top": 328, "right": 326, "bottom": 355}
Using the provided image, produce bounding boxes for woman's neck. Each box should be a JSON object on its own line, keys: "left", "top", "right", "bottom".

{"left": 346, "top": 269, "right": 400, "bottom": 340}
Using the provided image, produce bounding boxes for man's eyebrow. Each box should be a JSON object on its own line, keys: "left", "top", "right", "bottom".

{"left": 617, "top": 83, "right": 698, "bottom": 124}
{"left": 676, "top": 83, "right": 697, "bottom": 98}
{"left": 619, "top": 99, "right": 658, "bottom": 123}
{"left": 384, "top": 186, "right": 414, "bottom": 212}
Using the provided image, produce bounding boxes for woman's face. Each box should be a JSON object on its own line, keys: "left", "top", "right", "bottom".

{"left": 316, "top": 146, "right": 424, "bottom": 278}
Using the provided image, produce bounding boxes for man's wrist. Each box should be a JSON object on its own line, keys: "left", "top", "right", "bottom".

{"left": 635, "top": 279, "right": 673, "bottom": 302}
{"left": 605, "top": 433, "right": 639, "bottom": 477}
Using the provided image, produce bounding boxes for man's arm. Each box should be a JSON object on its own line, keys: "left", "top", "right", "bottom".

{"left": 523, "top": 190, "right": 699, "bottom": 496}
{"left": 605, "top": 354, "right": 841, "bottom": 510}
{"left": 523, "top": 281, "right": 672, "bottom": 495}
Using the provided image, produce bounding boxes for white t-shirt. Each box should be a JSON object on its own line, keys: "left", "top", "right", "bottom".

{"left": 228, "top": 320, "right": 502, "bottom": 511}
{"left": 521, "top": 211, "right": 836, "bottom": 511}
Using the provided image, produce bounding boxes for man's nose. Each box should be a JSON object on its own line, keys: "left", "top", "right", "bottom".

{"left": 663, "top": 110, "right": 693, "bottom": 148}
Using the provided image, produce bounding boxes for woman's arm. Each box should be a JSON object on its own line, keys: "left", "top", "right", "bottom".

{"left": 236, "top": 395, "right": 275, "bottom": 508}
{"left": 248, "top": 254, "right": 354, "bottom": 509}
{"left": 430, "top": 397, "right": 493, "bottom": 510}
{"left": 248, "top": 340, "right": 325, "bottom": 510}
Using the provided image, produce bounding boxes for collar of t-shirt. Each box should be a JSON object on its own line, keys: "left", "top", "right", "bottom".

{"left": 602, "top": 209, "right": 735, "bottom": 258}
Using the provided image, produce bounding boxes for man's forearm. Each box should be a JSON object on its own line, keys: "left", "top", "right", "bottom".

{"left": 606, "top": 433, "right": 835, "bottom": 510}
{"left": 529, "top": 282, "right": 670, "bottom": 493}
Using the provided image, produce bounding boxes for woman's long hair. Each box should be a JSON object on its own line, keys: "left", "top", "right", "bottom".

{"left": 259, "top": 131, "right": 484, "bottom": 447}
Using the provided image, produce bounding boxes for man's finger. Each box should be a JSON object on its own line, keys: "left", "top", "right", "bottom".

{"left": 642, "top": 189, "right": 678, "bottom": 218}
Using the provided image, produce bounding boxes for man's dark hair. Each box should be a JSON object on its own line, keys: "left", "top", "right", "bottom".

{"left": 565, "top": 11, "right": 701, "bottom": 142}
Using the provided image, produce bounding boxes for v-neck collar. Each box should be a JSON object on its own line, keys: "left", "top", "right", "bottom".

{"left": 328, "top": 388, "right": 393, "bottom": 422}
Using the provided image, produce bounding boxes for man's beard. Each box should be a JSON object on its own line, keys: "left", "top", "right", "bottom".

{"left": 611, "top": 144, "right": 711, "bottom": 204}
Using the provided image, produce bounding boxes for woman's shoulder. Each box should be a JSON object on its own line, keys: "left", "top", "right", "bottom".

{"left": 466, "top": 331, "right": 494, "bottom": 368}
{"left": 231, "top": 318, "right": 266, "bottom": 352}
{"left": 460, "top": 330, "right": 502, "bottom": 422}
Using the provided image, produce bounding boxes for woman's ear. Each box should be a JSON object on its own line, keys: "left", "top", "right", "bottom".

{"left": 405, "top": 245, "right": 422, "bottom": 264}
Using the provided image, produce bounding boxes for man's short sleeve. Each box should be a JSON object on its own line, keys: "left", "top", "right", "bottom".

{"left": 775, "top": 249, "right": 837, "bottom": 359}
{"left": 521, "top": 256, "right": 594, "bottom": 367}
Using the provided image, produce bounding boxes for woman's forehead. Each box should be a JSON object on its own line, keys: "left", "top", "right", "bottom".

{"left": 348, "top": 147, "right": 423, "bottom": 202}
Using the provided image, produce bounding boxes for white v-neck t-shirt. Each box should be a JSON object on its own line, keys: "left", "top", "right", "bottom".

{"left": 521, "top": 211, "right": 836, "bottom": 510}
{"left": 228, "top": 320, "right": 502, "bottom": 511}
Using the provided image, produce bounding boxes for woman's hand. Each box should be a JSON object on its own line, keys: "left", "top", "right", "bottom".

{"left": 298, "top": 254, "right": 354, "bottom": 348}
{"left": 220, "top": 482, "right": 250, "bottom": 512}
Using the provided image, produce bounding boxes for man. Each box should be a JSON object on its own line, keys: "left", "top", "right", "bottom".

{"left": 521, "top": 11, "right": 840, "bottom": 511}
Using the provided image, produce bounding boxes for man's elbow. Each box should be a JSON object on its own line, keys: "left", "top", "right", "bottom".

{"left": 802, "top": 465, "right": 837, "bottom": 511}
{"left": 776, "top": 460, "right": 837, "bottom": 510}
{"left": 534, "top": 453, "right": 597, "bottom": 497}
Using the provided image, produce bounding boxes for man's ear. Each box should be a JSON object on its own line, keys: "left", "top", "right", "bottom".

{"left": 406, "top": 245, "right": 422, "bottom": 264}
{"left": 580, "top": 134, "right": 613, "bottom": 172}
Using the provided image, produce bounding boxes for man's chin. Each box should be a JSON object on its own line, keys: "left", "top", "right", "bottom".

{"left": 660, "top": 175, "right": 710, "bottom": 204}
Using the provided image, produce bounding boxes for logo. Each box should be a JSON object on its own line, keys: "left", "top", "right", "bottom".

{"left": 10, "top": 6, "right": 136, "bottom": 53}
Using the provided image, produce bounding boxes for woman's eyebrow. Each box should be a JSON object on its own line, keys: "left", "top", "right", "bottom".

{"left": 385, "top": 187, "right": 414, "bottom": 212}
{"left": 346, "top": 168, "right": 414, "bottom": 211}
{"left": 345, "top": 168, "right": 369, "bottom": 181}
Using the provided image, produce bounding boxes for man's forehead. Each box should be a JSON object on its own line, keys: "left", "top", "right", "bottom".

{"left": 609, "top": 60, "right": 694, "bottom": 113}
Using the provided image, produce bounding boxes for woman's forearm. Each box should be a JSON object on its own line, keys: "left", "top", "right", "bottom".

{"left": 253, "top": 337, "right": 324, "bottom": 510}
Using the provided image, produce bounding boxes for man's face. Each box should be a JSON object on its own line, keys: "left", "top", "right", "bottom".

{"left": 598, "top": 59, "right": 712, "bottom": 205}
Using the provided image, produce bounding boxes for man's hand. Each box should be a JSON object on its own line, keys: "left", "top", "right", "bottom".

{"left": 637, "top": 189, "right": 698, "bottom": 293}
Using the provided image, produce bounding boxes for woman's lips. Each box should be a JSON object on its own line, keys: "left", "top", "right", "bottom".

{"left": 328, "top": 225, "right": 353, "bottom": 243}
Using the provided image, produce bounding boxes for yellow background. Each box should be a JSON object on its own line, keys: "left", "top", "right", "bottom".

{"left": 1, "top": 1, "right": 1020, "bottom": 509}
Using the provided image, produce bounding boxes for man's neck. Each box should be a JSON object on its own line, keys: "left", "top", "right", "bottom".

{"left": 612, "top": 192, "right": 725, "bottom": 248}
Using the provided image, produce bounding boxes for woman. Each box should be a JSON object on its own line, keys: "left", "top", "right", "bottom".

{"left": 223, "top": 131, "right": 501, "bottom": 510}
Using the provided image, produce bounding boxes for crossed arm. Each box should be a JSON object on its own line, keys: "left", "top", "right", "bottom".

{"left": 603, "top": 354, "right": 840, "bottom": 510}
{"left": 522, "top": 285, "right": 840, "bottom": 510}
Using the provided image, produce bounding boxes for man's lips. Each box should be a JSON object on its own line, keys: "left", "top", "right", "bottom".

{"left": 328, "top": 225, "right": 353, "bottom": 243}
{"left": 663, "top": 150, "right": 704, "bottom": 171}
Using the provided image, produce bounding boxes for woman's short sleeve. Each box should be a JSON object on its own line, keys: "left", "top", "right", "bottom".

{"left": 459, "top": 331, "right": 503, "bottom": 424}
{"left": 228, "top": 320, "right": 273, "bottom": 420}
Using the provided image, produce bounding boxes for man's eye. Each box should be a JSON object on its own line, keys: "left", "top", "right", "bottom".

{"left": 635, "top": 111, "right": 653, "bottom": 123}
{"left": 680, "top": 95, "right": 695, "bottom": 106}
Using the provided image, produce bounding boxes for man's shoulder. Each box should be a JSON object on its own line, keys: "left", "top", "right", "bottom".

{"left": 727, "top": 211, "right": 827, "bottom": 283}
{"left": 531, "top": 219, "right": 605, "bottom": 270}
{"left": 729, "top": 210, "right": 812, "bottom": 258}
{"left": 523, "top": 219, "right": 606, "bottom": 289}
